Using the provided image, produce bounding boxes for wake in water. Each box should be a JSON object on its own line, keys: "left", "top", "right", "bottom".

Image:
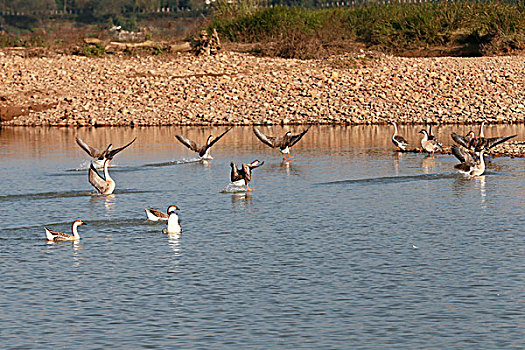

{"left": 318, "top": 173, "right": 460, "bottom": 186}
{"left": 220, "top": 183, "right": 248, "bottom": 193}
{"left": 144, "top": 157, "right": 202, "bottom": 168}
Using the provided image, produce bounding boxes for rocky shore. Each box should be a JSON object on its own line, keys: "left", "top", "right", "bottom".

{"left": 1, "top": 51, "right": 524, "bottom": 128}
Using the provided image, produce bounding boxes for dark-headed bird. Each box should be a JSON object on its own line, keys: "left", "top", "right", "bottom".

{"left": 253, "top": 127, "right": 309, "bottom": 160}
{"left": 76, "top": 136, "right": 136, "bottom": 168}
{"left": 230, "top": 160, "right": 264, "bottom": 191}
{"left": 175, "top": 128, "right": 232, "bottom": 160}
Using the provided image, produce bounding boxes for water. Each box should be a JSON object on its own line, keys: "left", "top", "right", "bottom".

{"left": 0, "top": 126, "right": 523, "bottom": 349}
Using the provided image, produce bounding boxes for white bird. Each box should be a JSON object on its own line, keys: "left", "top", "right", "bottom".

{"left": 145, "top": 208, "right": 169, "bottom": 221}
{"left": 89, "top": 158, "right": 115, "bottom": 195}
{"left": 419, "top": 129, "right": 442, "bottom": 157}
{"left": 45, "top": 220, "right": 85, "bottom": 242}
{"left": 390, "top": 121, "right": 408, "bottom": 150}
{"left": 162, "top": 205, "right": 181, "bottom": 234}
{"left": 451, "top": 145, "right": 486, "bottom": 176}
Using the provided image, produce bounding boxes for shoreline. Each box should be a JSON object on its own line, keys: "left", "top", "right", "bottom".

{"left": 1, "top": 51, "right": 524, "bottom": 128}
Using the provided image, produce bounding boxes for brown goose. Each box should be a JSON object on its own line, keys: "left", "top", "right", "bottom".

{"left": 175, "top": 128, "right": 232, "bottom": 159}
{"left": 76, "top": 136, "right": 136, "bottom": 167}
{"left": 89, "top": 158, "right": 115, "bottom": 195}
{"left": 45, "top": 220, "right": 85, "bottom": 242}
{"left": 390, "top": 122, "right": 408, "bottom": 150}
{"left": 451, "top": 129, "right": 516, "bottom": 152}
{"left": 230, "top": 160, "right": 264, "bottom": 191}
{"left": 419, "top": 129, "right": 442, "bottom": 157}
{"left": 451, "top": 145, "right": 485, "bottom": 176}
{"left": 253, "top": 127, "right": 309, "bottom": 160}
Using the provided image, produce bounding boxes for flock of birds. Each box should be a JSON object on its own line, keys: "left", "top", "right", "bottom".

{"left": 44, "top": 122, "right": 517, "bottom": 242}
{"left": 391, "top": 121, "right": 516, "bottom": 176}
{"left": 44, "top": 127, "right": 310, "bottom": 242}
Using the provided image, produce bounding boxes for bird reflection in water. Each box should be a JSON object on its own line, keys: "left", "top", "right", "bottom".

{"left": 89, "top": 193, "right": 116, "bottom": 212}
{"left": 280, "top": 160, "right": 292, "bottom": 175}
{"left": 231, "top": 192, "right": 252, "bottom": 208}
{"left": 167, "top": 233, "right": 182, "bottom": 256}
{"left": 392, "top": 152, "right": 405, "bottom": 176}
{"left": 420, "top": 156, "right": 436, "bottom": 174}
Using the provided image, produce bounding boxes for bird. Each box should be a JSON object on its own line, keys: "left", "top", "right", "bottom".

{"left": 427, "top": 124, "right": 438, "bottom": 141}
{"left": 89, "top": 158, "right": 115, "bottom": 195}
{"left": 253, "top": 127, "right": 309, "bottom": 160}
{"left": 451, "top": 129, "right": 516, "bottom": 152}
{"left": 45, "top": 220, "right": 85, "bottom": 242}
{"left": 419, "top": 129, "right": 442, "bottom": 157}
{"left": 162, "top": 205, "right": 181, "bottom": 234}
{"left": 145, "top": 208, "right": 169, "bottom": 221}
{"left": 76, "top": 136, "right": 136, "bottom": 168}
{"left": 451, "top": 145, "right": 486, "bottom": 176}
{"left": 175, "top": 128, "right": 232, "bottom": 160}
{"left": 230, "top": 160, "right": 264, "bottom": 191}
{"left": 390, "top": 121, "right": 408, "bottom": 150}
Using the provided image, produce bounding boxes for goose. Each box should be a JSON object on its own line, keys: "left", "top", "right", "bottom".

{"left": 76, "top": 136, "right": 136, "bottom": 168}
{"left": 230, "top": 160, "right": 264, "bottom": 191}
{"left": 451, "top": 129, "right": 516, "bottom": 152}
{"left": 419, "top": 129, "right": 442, "bottom": 157}
{"left": 145, "top": 208, "right": 169, "bottom": 221}
{"left": 452, "top": 145, "right": 485, "bottom": 176}
{"left": 89, "top": 158, "right": 115, "bottom": 195}
{"left": 390, "top": 121, "right": 408, "bottom": 150}
{"left": 45, "top": 220, "right": 85, "bottom": 242}
{"left": 162, "top": 205, "right": 181, "bottom": 234}
{"left": 253, "top": 127, "right": 309, "bottom": 160}
{"left": 175, "top": 128, "right": 232, "bottom": 160}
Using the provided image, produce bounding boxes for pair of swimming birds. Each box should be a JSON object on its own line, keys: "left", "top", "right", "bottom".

{"left": 391, "top": 121, "right": 516, "bottom": 176}
{"left": 45, "top": 205, "right": 182, "bottom": 242}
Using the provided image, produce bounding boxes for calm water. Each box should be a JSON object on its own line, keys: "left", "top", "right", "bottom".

{"left": 0, "top": 126, "right": 523, "bottom": 349}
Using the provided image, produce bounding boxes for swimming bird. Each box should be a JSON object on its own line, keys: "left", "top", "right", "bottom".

{"left": 76, "top": 136, "right": 136, "bottom": 168}
{"left": 230, "top": 160, "right": 264, "bottom": 191}
{"left": 89, "top": 158, "right": 115, "bottom": 195}
{"left": 390, "top": 121, "right": 408, "bottom": 150}
{"left": 451, "top": 130, "right": 516, "bottom": 152}
{"left": 162, "top": 205, "right": 181, "bottom": 234}
{"left": 253, "top": 127, "right": 309, "bottom": 160}
{"left": 451, "top": 145, "right": 485, "bottom": 176}
{"left": 419, "top": 129, "right": 442, "bottom": 157}
{"left": 145, "top": 208, "right": 169, "bottom": 221}
{"left": 175, "top": 128, "right": 232, "bottom": 160}
{"left": 45, "top": 220, "right": 85, "bottom": 242}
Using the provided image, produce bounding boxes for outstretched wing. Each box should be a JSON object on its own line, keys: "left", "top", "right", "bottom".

{"left": 248, "top": 159, "right": 264, "bottom": 169}
{"left": 107, "top": 138, "right": 136, "bottom": 159}
{"left": 451, "top": 145, "right": 474, "bottom": 164}
{"left": 288, "top": 128, "right": 310, "bottom": 147}
{"left": 451, "top": 133, "right": 471, "bottom": 149}
{"left": 207, "top": 127, "right": 233, "bottom": 149}
{"left": 76, "top": 137, "right": 104, "bottom": 158}
{"left": 89, "top": 163, "right": 109, "bottom": 194}
{"left": 483, "top": 135, "right": 517, "bottom": 150}
{"left": 175, "top": 135, "right": 200, "bottom": 153}
{"left": 253, "top": 127, "right": 277, "bottom": 148}
{"left": 230, "top": 162, "right": 241, "bottom": 182}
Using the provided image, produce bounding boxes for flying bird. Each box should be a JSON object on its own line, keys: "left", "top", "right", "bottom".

{"left": 253, "top": 127, "right": 309, "bottom": 160}
{"left": 175, "top": 128, "right": 232, "bottom": 159}
{"left": 76, "top": 136, "right": 136, "bottom": 168}
{"left": 230, "top": 160, "right": 264, "bottom": 191}
{"left": 89, "top": 158, "right": 115, "bottom": 195}
{"left": 45, "top": 220, "right": 85, "bottom": 242}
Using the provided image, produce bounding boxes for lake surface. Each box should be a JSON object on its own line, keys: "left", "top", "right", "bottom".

{"left": 0, "top": 125, "right": 523, "bottom": 349}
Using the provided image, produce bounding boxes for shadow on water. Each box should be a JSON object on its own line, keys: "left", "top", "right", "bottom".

{"left": 144, "top": 158, "right": 201, "bottom": 168}
{"left": 318, "top": 173, "right": 461, "bottom": 186}
{"left": 0, "top": 189, "right": 155, "bottom": 202}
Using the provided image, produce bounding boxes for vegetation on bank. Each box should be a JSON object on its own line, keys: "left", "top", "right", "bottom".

{"left": 210, "top": 0, "right": 525, "bottom": 58}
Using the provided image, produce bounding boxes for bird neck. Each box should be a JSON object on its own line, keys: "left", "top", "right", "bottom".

{"left": 72, "top": 222, "right": 81, "bottom": 238}
{"left": 479, "top": 123, "right": 485, "bottom": 138}
{"left": 393, "top": 123, "right": 398, "bottom": 136}
{"left": 103, "top": 161, "right": 112, "bottom": 181}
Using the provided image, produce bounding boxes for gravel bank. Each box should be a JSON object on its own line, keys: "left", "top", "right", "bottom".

{"left": 1, "top": 51, "right": 524, "bottom": 127}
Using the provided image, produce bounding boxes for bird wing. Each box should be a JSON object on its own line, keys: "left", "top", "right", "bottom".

{"left": 253, "top": 127, "right": 277, "bottom": 148}
{"left": 393, "top": 135, "right": 408, "bottom": 145}
{"left": 175, "top": 135, "right": 200, "bottom": 153}
{"left": 149, "top": 208, "right": 168, "bottom": 218}
{"left": 288, "top": 128, "right": 310, "bottom": 147}
{"left": 483, "top": 135, "right": 517, "bottom": 150}
{"left": 451, "top": 145, "right": 474, "bottom": 164}
{"left": 230, "top": 162, "right": 242, "bottom": 182}
{"left": 45, "top": 228, "right": 71, "bottom": 240}
{"left": 107, "top": 138, "right": 136, "bottom": 159}
{"left": 89, "top": 163, "right": 109, "bottom": 194}
{"left": 76, "top": 137, "right": 103, "bottom": 158}
{"left": 451, "top": 133, "right": 471, "bottom": 148}
{"left": 207, "top": 127, "right": 233, "bottom": 149}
